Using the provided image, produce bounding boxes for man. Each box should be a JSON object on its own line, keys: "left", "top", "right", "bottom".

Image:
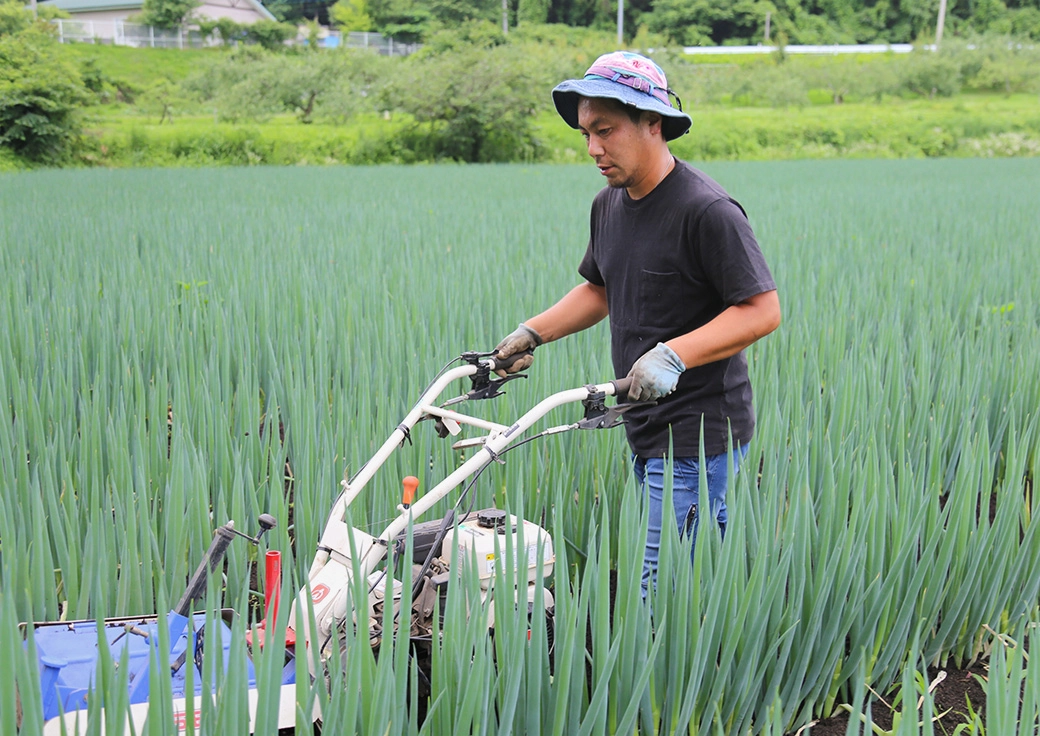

{"left": 495, "top": 51, "right": 780, "bottom": 593}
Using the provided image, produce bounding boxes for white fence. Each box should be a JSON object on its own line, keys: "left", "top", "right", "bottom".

{"left": 51, "top": 19, "right": 419, "bottom": 54}
{"left": 324, "top": 31, "right": 421, "bottom": 56}
{"left": 52, "top": 19, "right": 208, "bottom": 47}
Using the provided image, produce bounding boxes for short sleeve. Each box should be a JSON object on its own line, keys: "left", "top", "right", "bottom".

{"left": 697, "top": 198, "right": 776, "bottom": 306}
{"left": 578, "top": 201, "right": 606, "bottom": 286}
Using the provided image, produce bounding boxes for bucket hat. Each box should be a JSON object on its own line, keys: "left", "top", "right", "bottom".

{"left": 552, "top": 51, "right": 692, "bottom": 141}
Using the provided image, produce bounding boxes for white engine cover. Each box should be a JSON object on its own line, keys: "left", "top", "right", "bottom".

{"left": 441, "top": 512, "right": 554, "bottom": 589}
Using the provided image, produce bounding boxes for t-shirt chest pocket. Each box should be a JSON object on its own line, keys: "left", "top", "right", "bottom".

{"left": 638, "top": 270, "right": 690, "bottom": 329}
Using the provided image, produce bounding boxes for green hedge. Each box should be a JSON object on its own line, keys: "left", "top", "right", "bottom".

{"left": 77, "top": 94, "right": 1040, "bottom": 167}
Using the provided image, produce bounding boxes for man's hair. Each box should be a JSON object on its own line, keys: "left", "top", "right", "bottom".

{"left": 585, "top": 96, "right": 660, "bottom": 127}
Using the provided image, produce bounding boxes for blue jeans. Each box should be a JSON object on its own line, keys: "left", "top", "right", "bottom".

{"left": 634, "top": 445, "right": 750, "bottom": 594}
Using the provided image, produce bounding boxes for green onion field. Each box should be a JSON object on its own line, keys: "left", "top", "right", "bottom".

{"left": 2, "top": 158, "right": 1039, "bottom": 734}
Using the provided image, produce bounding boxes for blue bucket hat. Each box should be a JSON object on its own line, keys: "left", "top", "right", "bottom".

{"left": 552, "top": 51, "right": 692, "bottom": 141}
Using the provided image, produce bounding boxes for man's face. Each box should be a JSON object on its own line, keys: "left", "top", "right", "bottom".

{"left": 577, "top": 97, "right": 659, "bottom": 194}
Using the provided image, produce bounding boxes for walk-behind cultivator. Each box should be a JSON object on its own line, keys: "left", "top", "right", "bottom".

{"left": 24, "top": 351, "right": 637, "bottom": 733}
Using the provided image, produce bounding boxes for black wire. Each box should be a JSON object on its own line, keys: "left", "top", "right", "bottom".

{"left": 347, "top": 355, "right": 464, "bottom": 487}
{"left": 401, "top": 456, "right": 492, "bottom": 611}
{"left": 398, "top": 422, "right": 564, "bottom": 611}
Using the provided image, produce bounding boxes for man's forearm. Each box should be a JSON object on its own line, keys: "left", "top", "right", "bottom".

{"left": 525, "top": 282, "right": 609, "bottom": 343}
{"left": 666, "top": 289, "right": 781, "bottom": 369}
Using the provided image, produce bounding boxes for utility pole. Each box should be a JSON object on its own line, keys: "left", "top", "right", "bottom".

{"left": 935, "top": 0, "right": 947, "bottom": 47}
{"left": 503, "top": 0, "right": 508, "bottom": 34}
{"left": 764, "top": 11, "right": 770, "bottom": 43}
{"left": 617, "top": 0, "right": 623, "bottom": 45}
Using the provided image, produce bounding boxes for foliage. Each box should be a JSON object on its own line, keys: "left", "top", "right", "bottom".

{"left": 368, "top": 0, "right": 429, "bottom": 42}
{"left": 731, "top": 61, "right": 810, "bottom": 106}
{"left": 139, "top": 0, "right": 199, "bottom": 29}
{"left": 194, "top": 17, "right": 295, "bottom": 47}
{"left": 0, "top": 0, "right": 32, "bottom": 36}
{"left": 329, "top": 0, "right": 375, "bottom": 32}
{"left": 137, "top": 78, "right": 194, "bottom": 123}
{"left": 417, "top": 19, "right": 506, "bottom": 53}
{"left": 517, "top": 0, "right": 551, "bottom": 26}
{"left": 644, "top": 0, "right": 776, "bottom": 45}
{"left": 182, "top": 47, "right": 391, "bottom": 124}
{"left": 0, "top": 25, "right": 87, "bottom": 163}
{"left": 389, "top": 44, "right": 544, "bottom": 161}
{"left": 960, "top": 34, "right": 1040, "bottom": 95}
{"left": 895, "top": 49, "right": 963, "bottom": 97}
{"left": 245, "top": 18, "right": 297, "bottom": 48}
{"left": 36, "top": 4, "right": 71, "bottom": 20}
{"left": 424, "top": 0, "right": 499, "bottom": 28}
{"left": 0, "top": 0, "right": 68, "bottom": 34}
{"left": 196, "top": 17, "right": 246, "bottom": 43}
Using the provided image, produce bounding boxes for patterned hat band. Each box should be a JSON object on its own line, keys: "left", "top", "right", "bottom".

{"left": 583, "top": 65, "right": 684, "bottom": 112}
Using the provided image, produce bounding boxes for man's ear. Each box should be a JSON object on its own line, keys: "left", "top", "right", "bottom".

{"left": 645, "top": 112, "right": 664, "bottom": 137}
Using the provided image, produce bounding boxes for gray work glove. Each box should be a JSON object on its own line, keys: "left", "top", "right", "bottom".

{"left": 626, "top": 343, "right": 686, "bottom": 401}
{"left": 494, "top": 323, "right": 543, "bottom": 375}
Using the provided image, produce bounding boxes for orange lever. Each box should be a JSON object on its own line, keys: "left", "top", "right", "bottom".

{"left": 402, "top": 476, "right": 419, "bottom": 508}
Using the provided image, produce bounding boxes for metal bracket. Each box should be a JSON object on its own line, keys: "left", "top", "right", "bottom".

{"left": 460, "top": 352, "right": 527, "bottom": 401}
{"left": 577, "top": 386, "right": 655, "bottom": 430}
{"left": 469, "top": 372, "right": 526, "bottom": 401}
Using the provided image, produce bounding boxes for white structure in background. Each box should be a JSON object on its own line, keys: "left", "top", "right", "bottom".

{"left": 322, "top": 30, "right": 420, "bottom": 55}
{"left": 681, "top": 43, "right": 933, "bottom": 55}
{"left": 40, "top": 0, "right": 274, "bottom": 44}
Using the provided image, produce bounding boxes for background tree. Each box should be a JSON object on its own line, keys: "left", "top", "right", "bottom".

{"left": 645, "top": 0, "right": 777, "bottom": 44}
{"left": 967, "top": 33, "right": 1040, "bottom": 94}
{"left": 0, "top": 24, "right": 88, "bottom": 163}
{"left": 517, "top": 0, "right": 551, "bottom": 25}
{"left": 0, "top": 0, "right": 32, "bottom": 36}
{"left": 329, "top": 0, "right": 375, "bottom": 31}
{"left": 368, "top": 0, "right": 429, "bottom": 42}
{"left": 390, "top": 44, "right": 543, "bottom": 161}
{"left": 137, "top": 78, "right": 192, "bottom": 123}
{"left": 138, "top": 0, "right": 199, "bottom": 28}
{"left": 425, "top": 0, "right": 498, "bottom": 26}
{"left": 183, "top": 47, "right": 390, "bottom": 123}
{"left": 246, "top": 18, "right": 297, "bottom": 47}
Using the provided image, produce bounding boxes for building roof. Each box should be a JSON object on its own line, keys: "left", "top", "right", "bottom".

{"left": 39, "top": 0, "right": 276, "bottom": 21}
{"left": 41, "top": 0, "right": 141, "bottom": 11}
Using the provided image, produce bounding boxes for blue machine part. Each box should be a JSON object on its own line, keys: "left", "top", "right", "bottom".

{"left": 32, "top": 610, "right": 256, "bottom": 722}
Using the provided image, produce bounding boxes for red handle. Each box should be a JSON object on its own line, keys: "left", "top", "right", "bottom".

{"left": 402, "top": 475, "right": 419, "bottom": 507}
{"left": 263, "top": 550, "right": 281, "bottom": 625}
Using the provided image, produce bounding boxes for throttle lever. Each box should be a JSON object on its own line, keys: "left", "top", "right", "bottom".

{"left": 577, "top": 380, "right": 656, "bottom": 430}
{"left": 467, "top": 372, "right": 527, "bottom": 401}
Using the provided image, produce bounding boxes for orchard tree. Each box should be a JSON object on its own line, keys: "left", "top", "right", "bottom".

{"left": 391, "top": 44, "right": 543, "bottom": 161}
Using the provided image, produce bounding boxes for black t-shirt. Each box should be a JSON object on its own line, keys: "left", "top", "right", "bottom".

{"left": 578, "top": 159, "right": 776, "bottom": 458}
